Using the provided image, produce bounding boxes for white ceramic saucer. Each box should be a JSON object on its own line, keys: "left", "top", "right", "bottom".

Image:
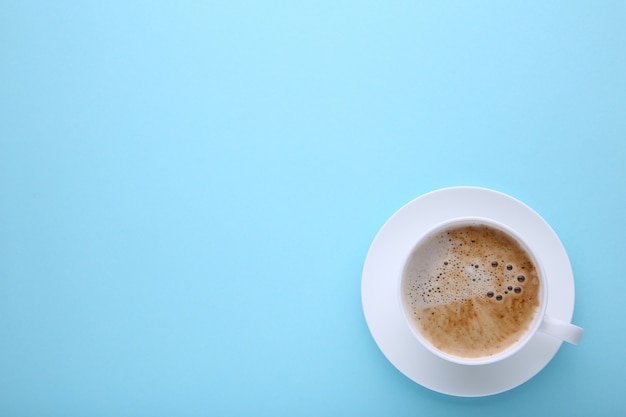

{"left": 361, "top": 187, "right": 576, "bottom": 397}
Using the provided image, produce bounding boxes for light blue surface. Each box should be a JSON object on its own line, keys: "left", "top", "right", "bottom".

{"left": 1, "top": 1, "right": 625, "bottom": 415}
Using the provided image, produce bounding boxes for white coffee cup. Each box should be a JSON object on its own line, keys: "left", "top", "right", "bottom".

{"left": 399, "top": 216, "right": 583, "bottom": 366}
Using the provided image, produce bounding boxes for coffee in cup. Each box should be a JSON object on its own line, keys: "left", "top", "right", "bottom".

{"left": 401, "top": 217, "right": 581, "bottom": 365}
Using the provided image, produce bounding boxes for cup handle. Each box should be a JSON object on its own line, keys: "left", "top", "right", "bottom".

{"left": 539, "top": 315, "right": 584, "bottom": 345}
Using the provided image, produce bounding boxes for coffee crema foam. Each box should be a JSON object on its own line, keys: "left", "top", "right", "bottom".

{"left": 402, "top": 224, "right": 541, "bottom": 359}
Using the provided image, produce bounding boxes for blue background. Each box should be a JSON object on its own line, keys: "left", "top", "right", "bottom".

{"left": 1, "top": 1, "right": 625, "bottom": 415}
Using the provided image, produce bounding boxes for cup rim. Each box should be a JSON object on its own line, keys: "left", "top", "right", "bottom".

{"left": 398, "top": 216, "right": 548, "bottom": 366}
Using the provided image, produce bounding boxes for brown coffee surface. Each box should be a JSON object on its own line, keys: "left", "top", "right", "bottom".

{"left": 402, "top": 224, "right": 541, "bottom": 358}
